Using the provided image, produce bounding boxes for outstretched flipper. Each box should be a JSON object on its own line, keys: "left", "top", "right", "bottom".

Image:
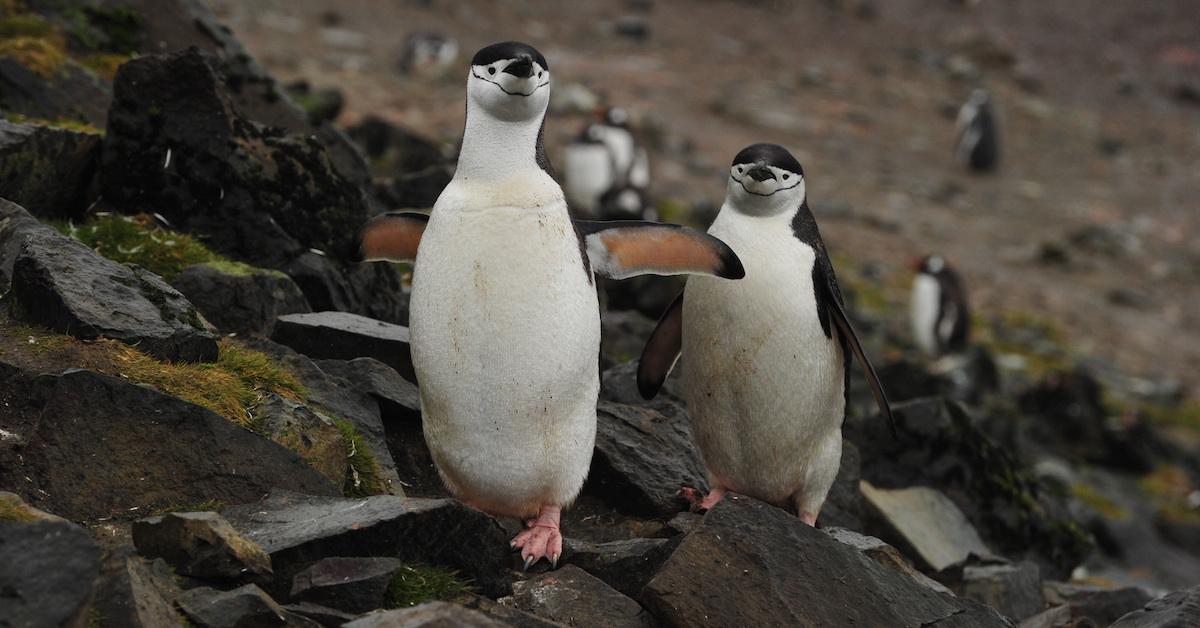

{"left": 574, "top": 220, "right": 745, "bottom": 280}
{"left": 637, "top": 291, "right": 683, "bottom": 400}
{"left": 814, "top": 261, "right": 896, "bottom": 436}
{"left": 359, "top": 211, "right": 430, "bottom": 262}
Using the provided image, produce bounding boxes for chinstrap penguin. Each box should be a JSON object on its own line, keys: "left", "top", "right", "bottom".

{"left": 910, "top": 254, "right": 970, "bottom": 357}
{"left": 637, "top": 143, "right": 892, "bottom": 525}
{"left": 564, "top": 106, "right": 653, "bottom": 220}
{"left": 359, "top": 41, "right": 744, "bottom": 568}
{"left": 954, "top": 88, "right": 999, "bottom": 172}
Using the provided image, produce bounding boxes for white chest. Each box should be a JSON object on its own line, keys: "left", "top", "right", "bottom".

{"left": 910, "top": 274, "right": 941, "bottom": 355}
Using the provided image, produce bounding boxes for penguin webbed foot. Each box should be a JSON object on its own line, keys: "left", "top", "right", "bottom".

{"left": 680, "top": 485, "right": 726, "bottom": 512}
{"left": 511, "top": 505, "right": 562, "bottom": 570}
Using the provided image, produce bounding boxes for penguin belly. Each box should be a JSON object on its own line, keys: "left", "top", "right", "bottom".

{"left": 681, "top": 221, "right": 844, "bottom": 511}
{"left": 410, "top": 202, "right": 600, "bottom": 519}
{"left": 910, "top": 274, "right": 941, "bottom": 355}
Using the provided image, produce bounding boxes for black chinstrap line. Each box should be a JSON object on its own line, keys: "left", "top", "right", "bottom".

{"left": 470, "top": 70, "right": 550, "bottom": 97}
{"left": 732, "top": 174, "right": 804, "bottom": 197}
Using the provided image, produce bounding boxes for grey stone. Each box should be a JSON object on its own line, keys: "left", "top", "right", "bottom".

{"left": 1110, "top": 585, "right": 1200, "bottom": 627}
{"left": 0, "top": 520, "right": 102, "bottom": 628}
{"left": 132, "top": 511, "right": 272, "bottom": 580}
{"left": 290, "top": 556, "right": 403, "bottom": 614}
{"left": 960, "top": 561, "right": 1044, "bottom": 621}
{"left": 93, "top": 549, "right": 185, "bottom": 628}
{"left": 507, "top": 565, "right": 656, "bottom": 628}
{"left": 171, "top": 262, "right": 311, "bottom": 336}
{"left": 314, "top": 357, "right": 420, "bottom": 418}
{"left": 860, "top": 481, "right": 994, "bottom": 571}
{"left": 178, "top": 584, "right": 320, "bottom": 628}
{"left": 560, "top": 537, "right": 675, "bottom": 599}
{"left": 0, "top": 120, "right": 99, "bottom": 220}
{"left": 825, "top": 527, "right": 952, "bottom": 595}
{"left": 1042, "top": 581, "right": 1154, "bottom": 626}
{"left": 281, "top": 602, "right": 357, "bottom": 628}
{"left": 272, "top": 311, "right": 414, "bottom": 382}
{"left": 346, "top": 602, "right": 507, "bottom": 628}
{"left": 254, "top": 393, "right": 349, "bottom": 489}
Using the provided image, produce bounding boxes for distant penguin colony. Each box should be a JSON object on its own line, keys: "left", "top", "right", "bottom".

{"left": 954, "top": 88, "right": 999, "bottom": 172}
{"left": 910, "top": 254, "right": 970, "bottom": 357}
{"left": 637, "top": 143, "right": 893, "bottom": 525}
{"left": 359, "top": 42, "right": 745, "bottom": 568}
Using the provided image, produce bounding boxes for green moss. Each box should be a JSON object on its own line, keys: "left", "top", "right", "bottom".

{"left": 202, "top": 259, "right": 281, "bottom": 278}
{"left": 150, "top": 499, "right": 227, "bottom": 516}
{"left": 385, "top": 563, "right": 471, "bottom": 608}
{"left": 1140, "top": 465, "right": 1200, "bottom": 525}
{"left": 654, "top": 198, "right": 691, "bottom": 225}
{"left": 52, "top": 214, "right": 223, "bottom": 281}
{"left": 1140, "top": 400, "right": 1200, "bottom": 431}
{"left": 976, "top": 311, "right": 1072, "bottom": 376}
{"left": 77, "top": 51, "right": 129, "bottom": 80}
{"left": 62, "top": 4, "right": 142, "bottom": 55}
{"left": 334, "top": 418, "right": 386, "bottom": 497}
{"left": 0, "top": 499, "right": 37, "bottom": 523}
{"left": 4, "top": 111, "right": 102, "bottom": 134}
{"left": 0, "top": 34, "right": 67, "bottom": 78}
{"left": 0, "top": 12, "right": 54, "bottom": 38}
{"left": 1070, "top": 482, "right": 1128, "bottom": 520}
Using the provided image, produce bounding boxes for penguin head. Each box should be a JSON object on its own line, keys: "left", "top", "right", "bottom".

{"left": 726, "top": 143, "right": 806, "bottom": 216}
{"left": 914, "top": 254, "right": 947, "bottom": 274}
{"left": 467, "top": 41, "right": 550, "bottom": 122}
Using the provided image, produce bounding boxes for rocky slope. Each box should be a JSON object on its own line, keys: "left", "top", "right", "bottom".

{"left": 2, "top": 1, "right": 1199, "bottom": 627}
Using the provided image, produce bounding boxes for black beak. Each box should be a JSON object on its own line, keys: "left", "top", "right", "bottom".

{"left": 503, "top": 56, "right": 534, "bottom": 78}
{"left": 747, "top": 165, "right": 776, "bottom": 182}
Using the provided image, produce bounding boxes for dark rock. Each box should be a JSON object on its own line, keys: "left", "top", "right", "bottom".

{"left": 376, "top": 164, "right": 455, "bottom": 210}
{"left": 876, "top": 358, "right": 944, "bottom": 402}
{"left": 221, "top": 491, "right": 512, "bottom": 599}
{"left": 93, "top": 548, "right": 185, "bottom": 628}
{"left": 0, "top": 120, "right": 100, "bottom": 220}
{"left": 178, "top": 584, "right": 321, "bottom": 628}
{"left": 586, "top": 400, "right": 707, "bottom": 518}
{"left": 662, "top": 512, "right": 702, "bottom": 536}
{"left": 860, "top": 481, "right": 994, "bottom": 571}
{"left": 560, "top": 537, "right": 675, "bottom": 599}
{"left": 1042, "top": 581, "right": 1154, "bottom": 626}
{"left": 845, "top": 397, "right": 1091, "bottom": 579}
{"left": 285, "top": 252, "right": 410, "bottom": 326}
{"left": 0, "top": 520, "right": 102, "bottom": 628}
{"left": 314, "top": 357, "right": 420, "bottom": 419}
{"left": 641, "top": 495, "right": 1010, "bottom": 627}
{"left": 458, "top": 593, "right": 567, "bottom": 628}
{"left": 599, "top": 309, "right": 656, "bottom": 371}
{"left": 959, "top": 561, "right": 1044, "bottom": 621}
{"left": 598, "top": 276, "right": 684, "bottom": 323}
{"left": 599, "top": 360, "right": 683, "bottom": 408}
{"left": 9, "top": 222, "right": 218, "bottom": 362}
{"left": 346, "top": 116, "right": 447, "bottom": 178}
{"left": 285, "top": 81, "right": 345, "bottom": 126}
{"left": 101, "top": 48, "right": 368, "bottom": 268}
{"left": 346, "top": 602, "right": 507, "bottom": 627}
{"left": 240, "top": 338, "right": 403, "bottom": 495}
{"left": 272, "top": 311, "right": 414, "bottom": 382}
{"left": 824, "top": 527, "right": 952, "bottom": 594}
{"left": 0, "top": 57, "right": 112, "bottom": 127}
{"left": 290, "top": 556, "right": 403, "bottom": 614}
{"left": 1017, "top": 605, "right": 1071, "bottom": 628}
{"left": 1110, "top": 585, "right": 1200, "bottom": 627}
{"left": 254, "top": 393, "right": 349, "bottom": 488}
{"left": 507, "top": 564, "right": 656, "bottom": 628}
{"left": 171, "top": 262, "right": 311, "bottom": 336}
{"left": 281, "top": 602, "right": 357, "bottom": 628}
{"left": 613, "top": 16, "right": 651, "bottom": 41}
{"left": 0, "top": 490, "right": 63, "bottom": 522}
{"left": 132, "top": 511, "right": 272, "bottom": 580}
{"left": 0, "top": 198, "right": 51, "bottom": 286}
{"left": 0, "top": 367, "right": 338, "bottom": 520}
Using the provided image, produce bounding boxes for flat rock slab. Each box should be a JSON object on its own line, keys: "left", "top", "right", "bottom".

{"left": 10, "top": 225, "right": 217, "bottom": 362}
{"left": 960, "top": 561, "right": 1044, "bottom": 622}
{"left": 1042, "top": 581, "right": 1154, "bottom": 626}
{"left": 1110, "top": 585, "right": 1200, "bottom": 628}
{"left": 860, "top": 480, "right": 994, "bottom": 571}
{"left": 132, "top": 511, "right": 272, "bottom": 580}
{"left": 0, "top": 120, "right": 99, "bottom": 220}
{"left": 178, "top": 584, "right": 321, "bottom": 628}
{"left": 315, "top": 357, "right": 420, "bottom": 419}
{"left": 2, "top": 367, "right": 338, "bottom": 520}
{"left": 561, "top": 537, "right": 675, "bottom": 599}
{"left": 642, "top": 495, "right": 1010, "bottom": 628}
{"left": 290, "top": 556, "right": 403, "bottom": 614}
{"left": 824, "top": 527, "right": 952, "bottom": 595}
{"left": 0, "top": 520, "right": 101, "bottom": 628}
{"left": 93, "top": 549, "right": 185, "bottom": 628}
{"left": 171, "top": 262, "right": 311, "bottom": 336}
{"left": 272, "top": 311, "right": 413, "bottom": 381}
{"left": 222, "top": 491, "right": 511, "bottom": 598}
{"left": 507, "top": 564, "right": 656, "bottom": 628}
{"left": 346, "top": 602, "right": 507, "bottom": 628}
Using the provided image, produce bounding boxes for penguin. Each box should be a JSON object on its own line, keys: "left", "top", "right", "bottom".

{"left": 636, "top": 143, "right": 892, "bottom": 525}
{"left": 358, "top": 42, "right": 744, "bottom": 568}
{"left": 399, "top": 31, "right": 459, "bottom": 76}
{"left": 954, "top": 88, "right": 999, "bottom": 172}
{"left": 910, "top": 254, "right": 970, "bottom": 357}
{"left": 563, "top": 124, "right": 613, "bottom": 218}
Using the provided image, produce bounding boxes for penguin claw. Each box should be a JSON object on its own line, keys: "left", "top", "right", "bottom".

{"left": 523, "top": 555, "right": 535, "bottom": 572}
{"left": 511, "top": 505, "right": 563, "bottom": 571}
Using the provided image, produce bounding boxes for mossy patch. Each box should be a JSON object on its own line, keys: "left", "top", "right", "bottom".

{"left": 53, "top": 214, "right": 225, "bottom": 281}
{"left": 3, "top": 111, "right": 101, "bottom": 134}
{"left": 335, "top": 418, "right": 387, "bottom": 497}
{"left": 0, "top": 34, "right": 67, "bottom": 78}
{"left": 975, "top": 310, "right": 1072, "bottom": 376}
{"left": 0, "top": 498, "right": 37, "bottom": 523}
{"left": 1139, "top": 400, "right": 1200, "bottom": 431}
{"left": 1070, "top": 482, "right": 1128, "bottom": 520}
{"left": 0, "top": 12, "right": 55, "bottom": 39}
{"left": 77, "top": 51, "right": 128, "bottom": 80}
{"left": 61, "top": 4, "right": 142, "bottom": 55}
{"left": 1140, "top": 465, "right": 1200, "bottom": 525}
{"left": 384, "top": 563, "right": 471, "bottom": 608}
{"left": 150, "top": 499, "right": 227, "bottom": 516}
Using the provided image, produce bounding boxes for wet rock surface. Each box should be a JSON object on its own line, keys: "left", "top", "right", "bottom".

{"left": 0, "top": 520, "right": 102, "bottom": 628}
{"left": 272, "top": 311, "right": 414, "bottom": 382}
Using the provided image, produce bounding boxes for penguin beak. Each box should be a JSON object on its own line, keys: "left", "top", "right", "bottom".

{"left": 747, "top": 165, "right": 776, "bottom": 182}
{"left": 503, "top": 57, "right": 535, "bottom": 78}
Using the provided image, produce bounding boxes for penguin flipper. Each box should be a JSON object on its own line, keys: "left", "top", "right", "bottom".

{"left": 574, "top": 220, "right": 745, "bottom": 280}
{"left": 636, "top": 290, "right": 684, "bottom": 400}
{"left": 820, "top": 278, "right": 896, "bottom": 437}
{"left": 358, "top": 211, "right": 429, "bottom": 262}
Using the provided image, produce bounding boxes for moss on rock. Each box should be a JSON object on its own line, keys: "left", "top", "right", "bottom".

{"left": 53, "top": 214, "right": 225, "bottom": 281}
{"left": 334, "top": 417, "right": 387, "bottom": 498}
{"left": 384, "top": 563, "right": 471, "bottom": 609}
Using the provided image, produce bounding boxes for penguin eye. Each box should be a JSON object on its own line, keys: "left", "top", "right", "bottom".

{"left": 782, "top": 174, "right": 790, "bottom": 180}
{"left": 538, "top": 71, "right": 543, "bottom": 78}
{"left": 734, "top": 166, "right": 743, "bottom": 174}
{"left": 487, "top": 66, "right": 496, "bottom": 75}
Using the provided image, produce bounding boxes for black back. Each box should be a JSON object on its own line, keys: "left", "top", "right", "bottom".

{"left": 471, "top": 41, "right": 549, "bottom": 70}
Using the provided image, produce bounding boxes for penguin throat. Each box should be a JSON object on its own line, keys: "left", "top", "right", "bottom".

{"left": 456, "top": 103, "right": 547, "bottom": 183}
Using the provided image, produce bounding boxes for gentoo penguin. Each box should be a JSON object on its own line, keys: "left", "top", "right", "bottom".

{"left": 637, "top": 143, "right": 892, "bottom": 525}
{"left": 910, "top": 254, "right": 970, "bottom": 356}
{"left": 954, "top": 88, "right": 999, "bottom": 172}
{"left": 358, "top": 42, "right": 744, "bottom": 567}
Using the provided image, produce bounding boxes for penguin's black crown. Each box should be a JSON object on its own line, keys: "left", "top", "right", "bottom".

{"left": 471, "top": 41, "right": 549, "bottom": 71}
{"left": 732, "top": 143, "right": 803, "bottom": 177}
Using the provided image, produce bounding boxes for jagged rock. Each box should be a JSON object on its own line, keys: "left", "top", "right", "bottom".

{"left": 93, "top": 548, "right": 185, "bottom": 628}
{"left": 222, "top": 491, "right": 512, "bottom": 598}
{"left": 860, "top": 481, "right": 994, "bottom": 571}
{"left": 824, "top": 527, "right": 952, "bottom": 594}
{"left": 1041, "top": 581, "right": 1154, "bottom": 626}
{"left": 846, "top": 397, "right": 1090, "bottom": 579}
{"left": 281, "top": 602, "right": 357, "bottom": 628}
{"left": 241, "top": 338, "right": 403, "bottom": 495}
{"left": 959, "top": 561, "right": 1044, "bottom": 621}
{"left": 272, "top": 311, "right": 414, "bottom": 382}
{"left": 0, "top": 367, "right": 338, "bottom": 520}
{"left": 8, "top": 219, "right": 218, "bottom": 362}
{"left": 458, "top": 593, "right": 566, "bottom": 628}
{"left": 171, "top": 262, "right": 311, "bottom": 336}
{"left": 0, "top": 490, "right": 63, "bottom": 522}
{"left": 346, "top": 602, "right": 506, "bottom": 628}
{"left": 1018, "top": 370, "right": 1107, "bottom": 462}
{"left": 507, "top": 564, "right": 656, "bottom": 628}
{"left": 663, "top": 512, "right": 702, "bottom": 536}
{"left": 586, "top": 400, "right": 706, "bottom": 518}
{"left": 345, "top": 116, "right": 447, "bottom": 178}
{"left": 0, "top": 57, "right": 112, "bottom": 127}
{"left": 376, "top": 164, "right": 455, "bottom": 210}
{"left": 178, "top": 584, "right": 320, "bottom": 628}
{"left": 0, "top": 520, "right": 102, "bottom": 628}
{"left": 560, "top": 537, "right": 675, "bottom": 599}
{"left": 285, "top": 252, "right": 410, "bottom": 326}
{"left": 314, "top": 357, "right": 420, "bottom": 419}
{"left": 642, "top": 495, "right": 1010, "bottom": 627}
{"left": 101, "top": 48, "right": 367, "bottom": 268}
{"left": 1110, "top": 585, "right": 1200, "bottom": 627}
{"left": 0, "top": 120, "right": 100, "bottom": 220}
{"left": 285, "top": 82, "right": 344, "bottom": 126}
{"left": 0, "top": 198, "right": 51, "bottom": 286}
{"left": 132, "top": 511, "right": 273, "bottom": 580}
{"left": 1017, "top": 605, "right": 1071, "bottom": 628}
{"left": 290, "top": 556, "right": 403, "bottom": 614}
{"left": 254, "top": 393, "right": 349, "bottom": 488}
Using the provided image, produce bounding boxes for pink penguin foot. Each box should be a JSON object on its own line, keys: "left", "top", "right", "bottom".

{"left": 510, "top": 505, "right": 562, "bottom": 570}
{"left": 799, "top": 510, "right": 818, "bottom": 527}
{"left": 681, "top": 485, "right": 726, "bottom": 512}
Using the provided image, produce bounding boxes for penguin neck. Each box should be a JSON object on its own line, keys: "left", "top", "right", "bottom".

{"left": 456, "top": 104, "right": 547, "bottom": 183}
